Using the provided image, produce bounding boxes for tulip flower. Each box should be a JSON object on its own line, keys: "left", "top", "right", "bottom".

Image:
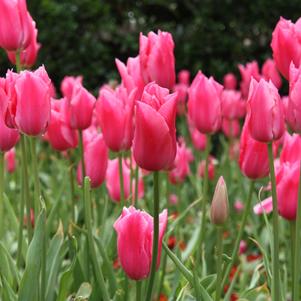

{"left": 188, "top": 119, "right": 207, "bottom": 151}
{"left": 77, "top": 129, "right": 108, "bottom": 188}
{"left": 61, "top": 75, "right": 83, "bottom": 101}
{"left": 198, "top": 156, "right": 216, "bottom": 180}
{"left": 280, "top": 132, "right": 301, "bottom": 164}
{"left": 96, "top": 85, "right": 135, "bottom": 152}
{"left": 239, "top": 240, "right": 247, "bottom": 254}
{"left": 5, "top": 67, "right": 51, "bottom": 136}
{"left": 68, "top": 83, "right": 96, "bottom": 130}
{"left": 115, "top": 56, "right": 144, "bottom": 100}
{"left": 221, "top": 90, "right": 245, "bottom": 120}
{"left": 139, "top": 31, "right": 175, "bottom": 89}
{"left": 188, "top": 71, "right": 223, "bottom": 134}
{"left": 287, "top": 63, "right": 301, "bottom": 133}
{"left": 234, "top": 200, "right": 244, "bottom": 213}
{"left": 133, "top": 82, "right": 177, "bottom": 171}
{"left": 223, "top": 73, "right": 237, "bottom": 90}
{"left": 5, "top": 148, "right": 16, "bottom": 173}
{"left": 247, "top": 78, "right": 285, "bottom": 143}
{"left": 47, "top": 98, "right": 78, "bottom": 151}
{"left": 222, "top": 118, "right": 240, "bottom": 138}
{"left": 0, "top": 0, "right": 34, "bottom": 51}
{"left": 178, "top": 70, "right": 190, "bottom": 85}
{"left": 105, "top": 158, "right": 144, "bottom": 203}
{"left": 253, "top": 197, "right": 273, "bottom": 215}
{"left": 0, "top": 88, "right": 19, "bottom": 152}
{"left": 262, "top": 58, "right": 282, "bottom": 89}
{"left": 238, "top": 61, "right": 261, "bottom": 98}
{"left": 6, "top": 19, "right": 40, "bottom": 68}
{"left": 271, "top": 17, "right": 301, "bottom": 79}
{"left": 114, "top": 206, "right": 168, "bottom": 280}
{"left": 239, "top": 118, "right": 270, "bottom": 179}
{"left": 168, "top": 138, "right": 194, "bottom": 184}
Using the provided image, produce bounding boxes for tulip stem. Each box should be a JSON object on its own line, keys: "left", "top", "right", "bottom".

{"left": 79, "top": 130, "right": 86, "bottom": 179}
{"left": 29, "top": 137, "right": 41, "bottom": 219}
{"left": 118, "top": 152, "right": 125, "bottom": 206}
{"left": 0, "top": 152, "right": 4, "bottom": 238}
{"left": 136, "top": 281, "right": 142, "bottom": 301}
{"left": 69, "top": 161, "right": 76, "bottom": 222}
{"left": 267, "top": 142, "right": 281, "bottom": 301}
{"left": 20, "top": 135, "right": 33, "bottom": 241}
{"left": 196, "top": 134, "right": 211, "bottom": 269}
{"left": 293, "top": 161, "right": 301, "bottom": 301}
{"left": 221, "top": 180, "right": 254, "bottom": 288}
{"left": 215, "top": 227, "right": 223, "bottom": 301}
{"left": 15, "top": 49, "right": 21, "bottom": 72}
{"left": 83, "top": 177, "right": 110, "bottom": 301}
{"left": 134, "top": 165, "right": 139, "bottom": 206}
{"left": 145, "top": 171, "right": 160, "bottom": 301}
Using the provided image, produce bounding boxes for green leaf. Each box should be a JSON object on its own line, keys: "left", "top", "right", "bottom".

{"left": 1, "top": 275, "right": 17, "bottom": 301}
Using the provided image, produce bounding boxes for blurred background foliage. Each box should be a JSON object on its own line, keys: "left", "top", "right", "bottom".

{"left": 1, "top": 0, "right": 301, "bottom": 93}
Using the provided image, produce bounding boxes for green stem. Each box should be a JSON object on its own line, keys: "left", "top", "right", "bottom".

{"left": 79, "top": 130, "right": 86, "bottom": 179}
{"left": 293, "top": 160, "right": 301, "bottom": 301}
{"left": 145, "top": 171, "right": 160, "bottom": 301}
{"left": 15, "top": 49, "right": 22, "bottom": 72}
{"left": 267, "top": 142, "right": 280, "bottom": 301}
{"left": 221, "top": 180, "right": 254, "bottom": 287}
{"left": 158, "top": 249, "right": 168, "bottom": 297}
{"left": 196, "top": 134, "right": 211, "bottom": 268}
{"left": 20, "top": 135, "right": 33, "bottom": 241}
{"left": 215, "top": 227, "right": 223, "bottom": 301}
{"left": 136, "top": 281, "right": 142, "bottom": 301}
{"left": 69, "top": 162, "right": 76, "bottom": 222}
{"left": 134, "top": 165, "right": 139, "bottom": 206}
{"left": 0, "top": 152, "right": 4, "bottom": 238}
{"left": 84, "top": 177, "right": 110, "bottom": 301}
{"left": 290, "top": 221, "right": 295, "bottom": 299}
{"left": 29, "top": 137, "right": 41, "bottom": 219}
{"left": 118, "top": 152, "right": 125, "bottom": 206}
{"left": 41, "top": 203, "right": 46, "bottom": 301}
{"left": 130, "top": 152, "right": 133, "bottom": 203}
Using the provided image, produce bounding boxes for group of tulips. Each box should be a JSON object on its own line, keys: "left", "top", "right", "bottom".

{"left": 2, "top": 0, "right": 301, "bottom": 300}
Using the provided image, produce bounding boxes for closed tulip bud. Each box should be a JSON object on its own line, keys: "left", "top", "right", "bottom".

{"left": 238, "top": 61, "right": 261, "bottom": 98}
{"left": 198, "top": 156, "right": 216, "bottom": 180}
{"left": 6, "top": 20, "right": 40, "bottom": 68}
{"left": 271, "top": 17, "right": 301, "bottom": 79}
{"left": 46, "top": 98, "right": 78, "bottom": 151}
{"left": 247, "top": 78, "right": 285, "bottom": 142}
{"left": 77, "top": 129, "right": 108, "bottom": 188}
{"left": 210, "top": 176, "right": 229, "bottom": 225}
{"left": 287, "top": 63, "right": 301, "bottom": 133}
{"left": 280, "top": 132, "right": 301, "bottom": 164}
{"left": 221, "top": 90, "right": 245, "bottom": 119}
{"left": 0, "top": 88, "right": 19, "bottom": 152}
{"left": 188, "top": 71, "right": 223, "bottom": 134}
{"left": 133, "top": 82, "right": 177, "bottom": 171}
{"left": 222, "top": 118, "right": 240, "bottom": 138}
{"left": 68, "top": 84, "right": 96, "bottom": 130}
{"left": 262, "top": 58, "right": 282, "bottom": 89}
{"left": 139, "top": 30, "right": 175, "bottom": 89}
{"left": 223, "top": 73, "right": 237, "bottom": 90}
{"left": 114, "top": 206, "right": 168, "bottom": 280}
{"left": 173, "top": 83, "right": 188, "bottom": 115}
{"left": 106, "top": 158, "right": 144, "bottom": 202}
{"left": 0, "top": 0, "right": 33, "bottom": 51}
{"left": 96, "top": 85, "right": 135, "bottom": 152}
{"left": 178, "top": 70, "right": 190, "bottom": 85}
{"left": 115, "top": 56, "right": 144, "bottom": 100}
{"left": 188, "top": 119, "right": 207, "bottom": 151}
{"left": 5, "top": 148, "right": 16, "bottom": 173}
{"left": 61, "top": 76, "right": 83, "bottom": 101}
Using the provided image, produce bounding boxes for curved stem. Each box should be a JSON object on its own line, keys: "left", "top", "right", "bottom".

{"left": 215, "top": 227, "right": 223, "bottom": 301}
{"left": 145, "top": 171, "right": 160, "bottom": 301}
{"left": 293, "top": 160, "right": 301, "bottom": 301}
{"left": 267, "top": 142, "right": 280, "bottom": 301}
{"left": 118, "top": 152, "right": 125, "bottom": 206}
{"left": 221, "top": 180, "right": 254, "bottom": 287}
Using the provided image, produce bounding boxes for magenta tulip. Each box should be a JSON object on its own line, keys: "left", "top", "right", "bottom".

{"left": 221, "top": 90, "right": 245, "bottom": 119}
{"left": 178, "top": 70, "right": 190, "bottom": 85}
{"left": 280, "top": 132, "right": 301, "bottom": 164}
{"left": 223, "top": 73, "right": 237, "bottom": 90}
{"left": 114, "top": 206, "right": 168, "bottom": 280}
{"left": 262, "top": 58, "right": 282, "bottom": 89}
{"left": 61, "top": 76, "right": 83, "bottom": 101}
{"left": 5, "top": 148, "right": 16, "bottom": 173}
{"left": 222, "top": 118, "right": 240, "bottom": 138}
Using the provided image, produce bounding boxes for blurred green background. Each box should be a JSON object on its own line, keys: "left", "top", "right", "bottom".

{"left": 1, "top": 0, "right": 301, "bottom": 93}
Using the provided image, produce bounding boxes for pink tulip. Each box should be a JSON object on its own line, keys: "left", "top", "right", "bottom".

{"left": 77, "top": 129, "right": 108, "bottom": 188}
{"left": 222, "top": 118, "right": 240, "bottom": 138}
{"left": 96, "top": 85, "right": 135, "bottom": 152}
{"left": 61, "top": 76, "right": 83, "bottom": 101}
{"left": 234, "top": 200, "right": 244, "bottom": 213}
{"left": 198, "top": 156, "right": 216, "bottom": 180}
{"left": 239, "top": 118, "right": 270, "bottom": 179}
{"left": 6, "top": 19, "right": 40, "bottom": 68}
{"left": 169, "top": 194, "right": 178, "bottom": 205}
{"left": 287, "top": 63, "right": 301, "bottom": 132}
{"left": 133, "top": 82, "right": 177, "bottom": 171}
{"left": 114, "top": 206, "right": 168, "bottom": 280}
{"left": 221, "top": 90, "right": 245, "bottom": 119}
{"left": 247, "top": 78, "right": 285, "bottom": 142}
{"left": 262, "top": 58, "right": 282, "bottom": 89}
{"left": 68, "top": 83, "right": 96, "bottom": 130}
{"left": 0, "top": 87, "right": 19, "bottom": 152}
{"left": 178, "top": 70, "right": 190, "bottom": 85}
{"left": 139, "top": 30, "right": 175, "bottom": 89}
{"left": 280, "top": 132, "right": 301, "bottom": 164}
{"left": 169, "top": 138, "right": 194, "bottom": 184}
{"left": 239, "top": 240, "right": 247, "bottom": 254}
{"left": 188, "top": 71, "right": 223, "bottom": 134}
{"left": 188, "top": 119, "right": 207, "bottom": 151}
{"left": 5, "top": 148, "right": 16, "bottom": 173}
{"left": 238, "top": 61, "right": 261, "bottom": 98}
{"left": 223, "top": 73, "right": 237, "bottom": 90}
{"left": 47, "top": 98, "right": 78, "bottom": 151}
{"left": 5, "top": 67, "right": 51, "bottom": 136}
{"left": 0, "top": 0, "right": 33, "bottom": 51}
{"left": 115, "top": 56, "right": 144, "bottom": 100}
{"left": 271, "top": 17, "right": 301, "bottom": 79}
{"left": 253, "top": 197, "right": 273, "bottom": 215}
{"left": 173, "top": 83, "right": 188, "bottom": 115}
{"left": 105, "top": 158, "right": 144, "bottom": 202}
